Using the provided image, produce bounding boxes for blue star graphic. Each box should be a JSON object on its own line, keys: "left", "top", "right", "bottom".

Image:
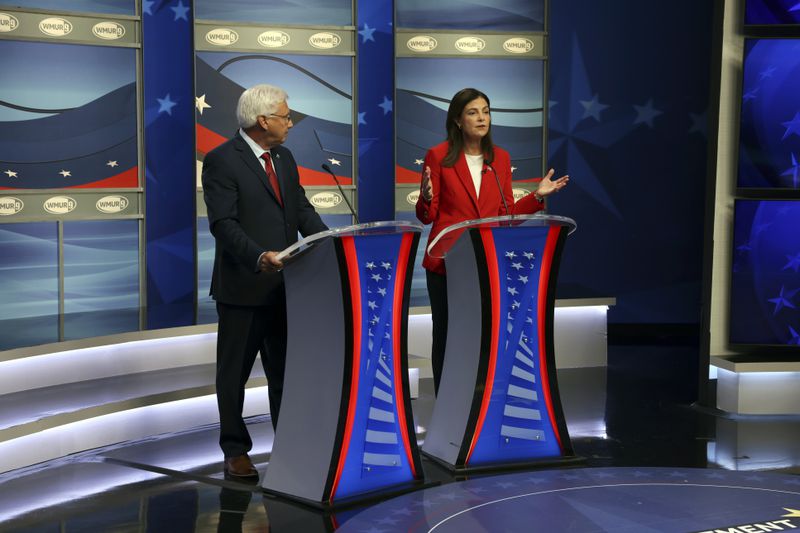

{"left": 633, "top": 98, "right": 662, "bottom": 128}
{"left": 579, "top": 94, "right": 609, "bottom": 122}
{"left": 379, "top": 96, "right": 392, "bottom": 115}
{"left": 142, "top": 0, "right": 154, "bottom": 15}
{"left": 788, "top": 326, "right": 800, "bottom": 345}
{"left": 742, "top": 87, "right": 759, "bottom": 102}
{"left": 359, "top": 23, "right": 376, "bottom": 43}
{"left": 768, "top": 285, "right": 797, "bottom": 315}
{"left": 547, "top": 35, "right": 626, "bottom": 218}
{"left": 780, "top": 153, "right": 799, "bottom": 188}
{"left": 358, "top": 111, "right": 367, "bottom": 125}
{"left": 689, "top": 110, "right": 707, "bottom": 137}
{"left": 171, "top": 0, "right": 189, "bottom": 21}
{"left": 783, "top": 252, "right": 800, "bottom": 272}
{"left": 758, "top": 66, "right": 776, "bottom": 80}
{"left": 157, "top": 94, "right": 177, "bottom": 115}
{"left": 781, "top": 111, "right": 800, "bottom": 140}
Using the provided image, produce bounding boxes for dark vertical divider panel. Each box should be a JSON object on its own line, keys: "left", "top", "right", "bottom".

{"left": 357, "top": 0, "right": 395, "bottom": 222}
{"left": 143, "top": 0, "right": 196, "bottom": 329}
{"left": 548, "top": 1, "right": 715, "bottom": 324}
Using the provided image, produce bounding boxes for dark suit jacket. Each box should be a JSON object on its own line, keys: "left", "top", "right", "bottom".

{"left": 415, "top": 141, "right": 544, "bottom": 275}
{"left": 202, "top": 132, "right": 328, "bottom": 306}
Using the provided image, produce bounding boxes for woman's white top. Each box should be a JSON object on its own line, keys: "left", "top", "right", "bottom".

{"left": 465, "top": 153, "right": 484, "bottom": 198}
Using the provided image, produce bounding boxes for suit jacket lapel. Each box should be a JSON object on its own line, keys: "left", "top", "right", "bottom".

{"left": 233, "top": 133, "right": 283, "bottom": 206}
{"left": 453, "top": 152, "right": 480, "bottom": 213}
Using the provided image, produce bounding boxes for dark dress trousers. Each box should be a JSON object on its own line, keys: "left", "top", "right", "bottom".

{"left": 202, "top": 132, "right": 327, "bottom": 457}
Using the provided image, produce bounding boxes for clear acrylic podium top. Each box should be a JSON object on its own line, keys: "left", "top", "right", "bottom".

{"left": 277, "top": 220, "right": 424, "bottom": 262}
{"left": 426, "top": 214, "right": 577, "bottom": 259}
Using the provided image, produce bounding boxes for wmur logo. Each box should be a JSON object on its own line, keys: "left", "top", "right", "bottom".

{"left": 96, "top": 195, "right": 129, "bottom": 214}
{"left": 39, "top": 17, "right": 73, "bottom": 37}
{"left": 92, "top": 21, "right": 125, "bottom": 40}
{"left": 43, "top": 196, "right": 76, "bottom": 214}
{"left": 308, "top": 32, "right": 341, "bottom": 49}
{"left": 310, "top": 191, "right": 342, "bottom": 209}
{"left": 406, "top": 35, "right": 437, "bottom": 52}
{"left": 503, "top": 37, "right": 534, "bottom": 54}
{"left": 0, "top": 12, "right": 19, "bottom": 33}
{"left": 454, "top": 36, "right": 486, "bottom": 53}
{"left": 258, "top": 30, "right": 290, "bottom": 48}
{"left": 205, "top": 28, "right": 239, "bottom": 46}
{"left": 512, "top": 188, "right": 531, "bottom": 201}
{"left": 0, "top": 197, "right": 23, "bottom": 216}
{"left": 406, "top": 190, "right": 420, "bottom": 205}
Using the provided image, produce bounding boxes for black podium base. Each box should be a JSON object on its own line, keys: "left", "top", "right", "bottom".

{"left": 420, "top": 450, "right": 587, "bottom": 476}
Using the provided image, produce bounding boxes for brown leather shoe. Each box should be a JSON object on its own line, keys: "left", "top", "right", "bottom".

{"left": 224, "top": 454, "right": 258, "bottom": 479}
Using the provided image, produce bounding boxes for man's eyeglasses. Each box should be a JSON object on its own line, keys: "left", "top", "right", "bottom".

{"left": 268, "top": 112, "right": 292, "bottom": 123}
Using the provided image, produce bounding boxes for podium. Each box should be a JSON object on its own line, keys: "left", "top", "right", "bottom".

{"left": 262, "top": 221, "right": 425, "bottom": 508}
{"left": 421, "top": 214, "right": 580, "bottom": 472}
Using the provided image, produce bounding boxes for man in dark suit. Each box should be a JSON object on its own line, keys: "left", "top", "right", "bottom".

{"left": 202, "top": 84, "right": 328, "bottom": 479}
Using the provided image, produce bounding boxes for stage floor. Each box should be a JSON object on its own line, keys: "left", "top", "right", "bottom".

{"left": 1, "top": 344, "right": 798, "bottom": 532}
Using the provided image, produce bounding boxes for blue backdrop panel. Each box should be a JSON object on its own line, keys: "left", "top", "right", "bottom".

{"left": 738, "top": 39, "right": 800, "bottom": 190}
{"left": 0, "top": 41, "right": 138, "bottom": 190}
{"left": 194, "top": 0, "right": 351, "bottom": 25}
{"left": 548, "top": 0, "right": 714, "bottom": 324}
{"left": 396, "top": 0, "right": 544, "bottom": 31}
{"left": 196, "top": 220, "right": 215, "bottom": 325}
{"left": 357, "top": 0, "right": 394, "bottom": 222}
{"left": 63, "top": 220, "right": 140, "bottom": 340}
{"left": 746, "top": 0, "right": 800, "bottom": 24}
{"left": 5, "top": 0, "right": 135, "bottom": 15}
{"left": 731, "top": 200, "right": 800, "bottom": 346}
{"left": 195, "top": 52, "right": 353, "bottom": 186}
{"left": 0, "top": 222, "right": 58, "bottom": 350}
{"left": 143, "top": 0, "right": 196, "bottom": 329}
{"left": 395, "top": 58, "right": 544, "bottom": 185}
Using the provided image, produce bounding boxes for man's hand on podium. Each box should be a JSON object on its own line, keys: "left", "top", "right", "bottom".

{"left": 258, "top": 251, "right": 284, "bottom": 273}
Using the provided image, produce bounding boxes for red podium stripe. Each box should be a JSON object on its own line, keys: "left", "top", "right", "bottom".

{"left": 537, "top": 226, "right": 563, "bottom": 450}
{"left": 392, "top": 232, "right": 417, "bottom": 477}
{"left": 466, "top": 228, "right": 502, "bottom": 464}
{"left": 330, "top": 236, "right": 362, "bottom": 502}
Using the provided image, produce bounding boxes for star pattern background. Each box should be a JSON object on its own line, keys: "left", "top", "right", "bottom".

{"left": 547, "top": 0, "right": 715, "bottom": 324}
{"left": 731, "top": 200, "right": 800, "bottom": 345}
{"left": 746, "top": 0, "right": 800, "bottom": 23}
{"left": 738, "top": 39, "right": 800, "bottom": 189}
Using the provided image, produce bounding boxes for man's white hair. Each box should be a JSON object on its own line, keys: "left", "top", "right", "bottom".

{"left": 236, "top": 84, "right": 289, "bottom": 128}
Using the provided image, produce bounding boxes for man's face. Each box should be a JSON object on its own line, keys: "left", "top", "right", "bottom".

{"left": 262, "top": 100, "right": 293, "bottom": 146}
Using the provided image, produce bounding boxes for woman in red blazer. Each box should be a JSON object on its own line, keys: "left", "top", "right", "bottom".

{"left": 415, "top": 87, "right": 569, "bottom": 395}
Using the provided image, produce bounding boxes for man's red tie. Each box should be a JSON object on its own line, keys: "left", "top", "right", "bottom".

{"left": 260, "top": 152, "right": 282, "bottom": 206}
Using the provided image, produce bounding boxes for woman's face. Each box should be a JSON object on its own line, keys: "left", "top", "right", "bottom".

{"left": 457, "top": 97, "right": 490, "bottom": 143}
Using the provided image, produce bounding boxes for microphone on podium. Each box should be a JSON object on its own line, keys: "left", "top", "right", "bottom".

{"left": 321, "top": 163, "right": 359, "bottom": 224}
{"left": 484, "top": 162, "right": 510, "bottom": 218}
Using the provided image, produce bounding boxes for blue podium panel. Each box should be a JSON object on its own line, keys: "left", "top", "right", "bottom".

{"left": 330, "top": 232, "right": 420, "bottom": 500}
{"left": 263, "top": 222, "right": 423, "bottom": 508}
{"left": 466, "top": 225, "right": 566, "bottom": 466}
{"left": 422, "top": 215, "right": 577, "bottom": 472}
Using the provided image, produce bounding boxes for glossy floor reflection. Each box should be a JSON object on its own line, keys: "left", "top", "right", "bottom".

{"left": 1, "top": 344, "right": 798, "bottom": 532}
